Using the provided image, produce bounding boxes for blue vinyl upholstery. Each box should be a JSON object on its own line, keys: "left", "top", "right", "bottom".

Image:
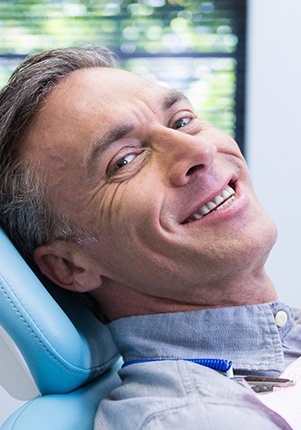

{"left": 1, "top": 362, "right": 121, "bottom": 430}
{"left": 0, "top": 228, "right": 121, "bottom": 429}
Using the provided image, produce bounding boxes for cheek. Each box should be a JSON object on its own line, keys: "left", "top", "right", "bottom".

{"left": 86, "top": 179, "right": 160, "bottom": 240}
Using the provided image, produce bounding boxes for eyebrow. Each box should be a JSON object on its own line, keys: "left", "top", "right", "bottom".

{"left": 87, "top": 89, "right": 188, "bottom": 177}
{"left": 161, "top": 89, "right": 188, "bottom": 110}
{"left": 87, "top": 122, "right": 135, "bottom": 177}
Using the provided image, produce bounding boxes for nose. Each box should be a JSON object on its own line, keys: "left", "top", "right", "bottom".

{"left": 156, "top": 129, "right": 217, "bottom": 187}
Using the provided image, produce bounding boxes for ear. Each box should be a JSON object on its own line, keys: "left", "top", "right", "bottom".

{"left": 33, "top": 242, "right": 102, "bottom": 293}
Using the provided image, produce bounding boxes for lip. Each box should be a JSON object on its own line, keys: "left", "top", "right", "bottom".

{"left": 181, "top": 179, "right": 239, "bottom": 225}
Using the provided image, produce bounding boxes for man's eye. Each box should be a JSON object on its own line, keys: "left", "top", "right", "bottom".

{"left": 173, "top": 117, "right": 191, "bottom": 130}
{"left": 111, "top": 153, "right": 137, "bottom": 173}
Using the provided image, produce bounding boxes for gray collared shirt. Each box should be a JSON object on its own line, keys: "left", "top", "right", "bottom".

{"left": 95, "top": 302, "right": 301, "bottom": 429}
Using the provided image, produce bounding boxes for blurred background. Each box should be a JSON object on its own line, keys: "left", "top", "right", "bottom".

{"left": 0, "top": 0, "right": 245, "bottom": 148}
{"left": 1, "top": 0, "right": 301, "bottom": 425}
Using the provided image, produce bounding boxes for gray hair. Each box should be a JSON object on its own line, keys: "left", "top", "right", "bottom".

{"left": 0, "top": 46, "right": 116, "bottom": 259}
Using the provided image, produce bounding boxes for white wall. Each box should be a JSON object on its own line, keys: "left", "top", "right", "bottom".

{"left": 1, "top": 0, "right": 301, "bottom": 425}
{"left": 247, "top": 0, "right": 301, "bottom": 307}
{"left": 0, "top": 387, "right": 25, "bottom": 426}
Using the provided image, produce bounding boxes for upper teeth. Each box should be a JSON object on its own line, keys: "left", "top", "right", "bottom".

{"left": 185, "top": 185, "right": 235, "bottom": 223}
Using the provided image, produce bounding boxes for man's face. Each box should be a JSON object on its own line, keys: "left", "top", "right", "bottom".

{"left": 25, "top": 67, "right": 277, "bottom": 305}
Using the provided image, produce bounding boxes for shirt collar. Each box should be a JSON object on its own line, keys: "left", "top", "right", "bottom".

{"left": 109, "top": 302, "right": 295, "bottom": 374}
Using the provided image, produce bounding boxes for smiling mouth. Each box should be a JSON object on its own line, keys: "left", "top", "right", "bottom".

{"left": 183, "top": 184, "right": 236, "bottom": 224}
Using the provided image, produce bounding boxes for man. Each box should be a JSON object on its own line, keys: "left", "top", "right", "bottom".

{"left": 0, "top": 47, "right": 297, "bottom": 428}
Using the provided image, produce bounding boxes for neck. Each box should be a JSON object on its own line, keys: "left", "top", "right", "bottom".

{"left": 91, "top": 269, "right": 277, "bottom": 321}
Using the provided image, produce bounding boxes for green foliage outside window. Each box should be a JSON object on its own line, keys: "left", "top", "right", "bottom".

{"left": 0, "top": 0, "right": 246, "bottom": 144}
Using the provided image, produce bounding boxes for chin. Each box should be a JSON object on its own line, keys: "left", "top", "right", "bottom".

{"left": 261, "top": 212, "right": 278, "bottom": 250}
{"left": 245, "top": 214, "right": 278, "bottom": 269}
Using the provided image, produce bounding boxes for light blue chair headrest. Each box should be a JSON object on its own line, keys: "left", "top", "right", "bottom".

{"left": 0, "top": 228, "right": 119, "bottom": 395}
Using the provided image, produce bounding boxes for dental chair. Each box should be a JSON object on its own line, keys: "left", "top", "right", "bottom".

{"left": 0, "top": 228, "right": 121, "bottom": 429}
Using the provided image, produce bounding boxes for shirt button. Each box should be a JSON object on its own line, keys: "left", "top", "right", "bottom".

{"left": 275, "top": 310, "right": 288, "bottom": 327}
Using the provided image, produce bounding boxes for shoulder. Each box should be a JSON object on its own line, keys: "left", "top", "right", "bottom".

{"left": 94, "top": 360, "right": 288, "bottom": 430}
